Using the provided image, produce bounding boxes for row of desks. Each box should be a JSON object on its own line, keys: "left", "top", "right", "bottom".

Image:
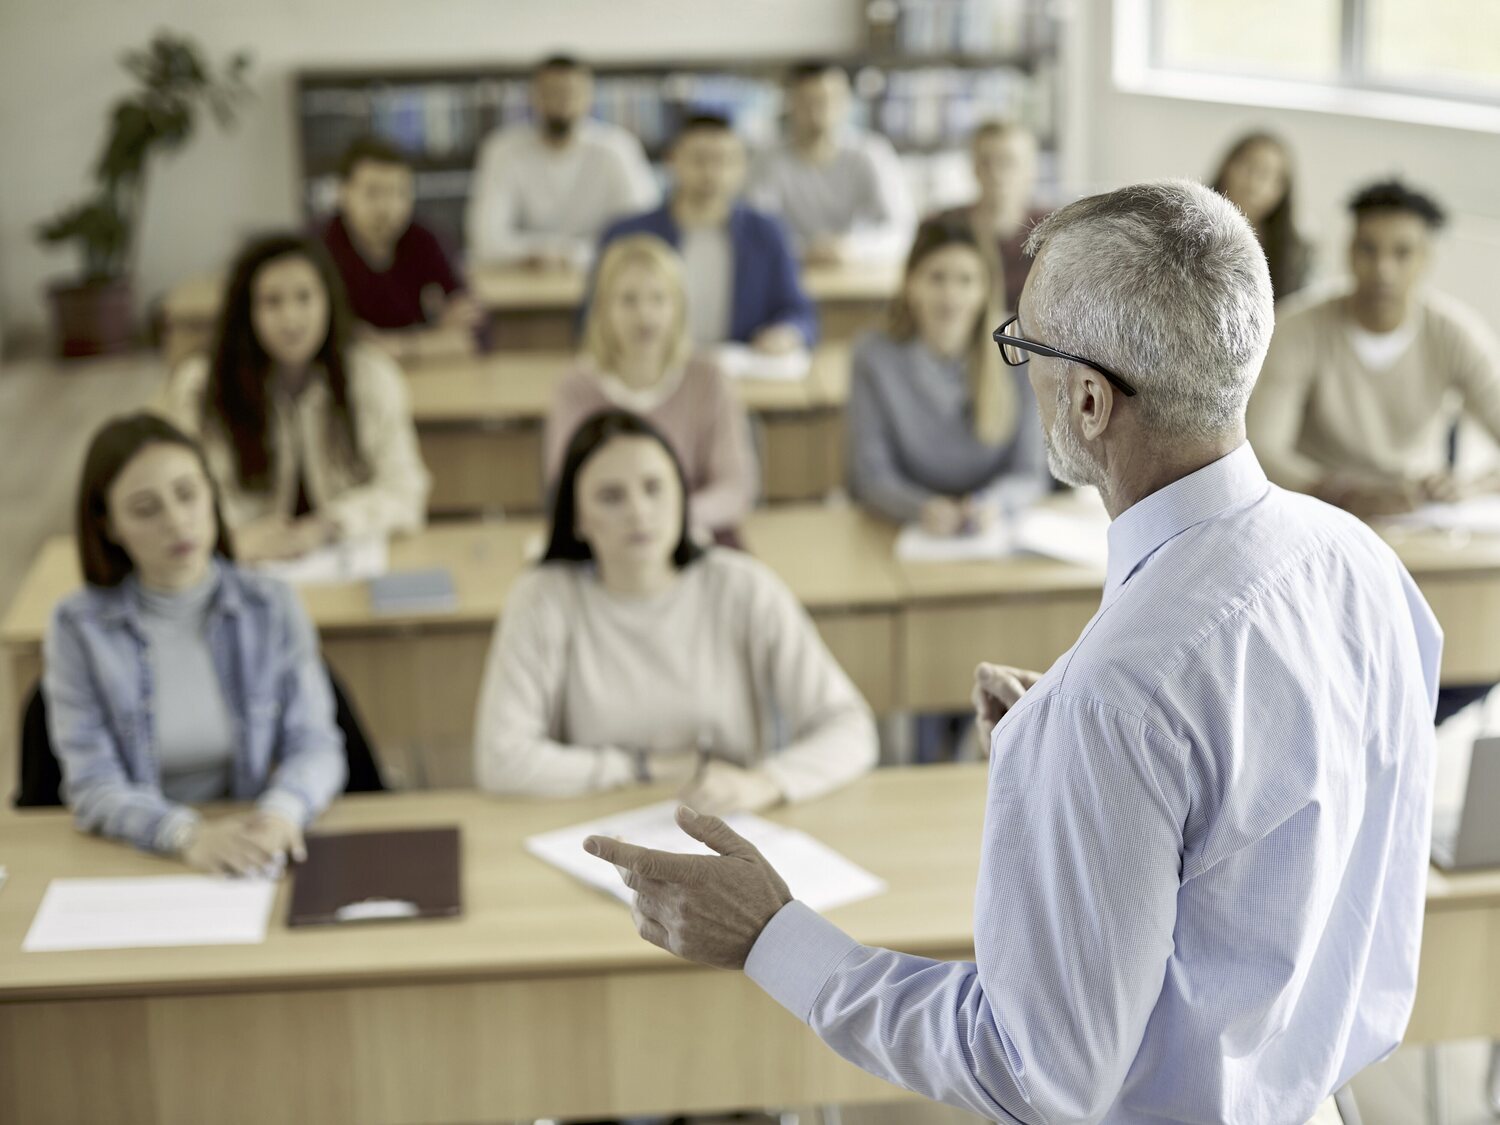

{"left": 6, "top": 503, "right": 1500, "bottom": 789}
{"left": 409, "top": 345, "right": 851, "bottom": 513}
{"left": 2, "top": 765, "right": 1495, "bottom": 1124}
{"left": 161, "top": 260, "right": 900, "bottom": 363}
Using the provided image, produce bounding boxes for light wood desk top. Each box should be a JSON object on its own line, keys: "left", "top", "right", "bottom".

{"left": 407, "top": 343, "right": 851, "bottom": 425}
{"left": 0, "top": 507, "right": 903, "bottom": 654}
{"left": 0, "top": 763, "right": 986, "bottom": 1001}
{"left": 164, "top": 262, "right": 900, "bottom": 325}
{"left": 0, "top": 523, "right": 534, "bottom": 643}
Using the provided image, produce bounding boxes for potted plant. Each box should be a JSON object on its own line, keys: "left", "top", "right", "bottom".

{"left": 37, "top": 33, "right": 252, "bottom": 358}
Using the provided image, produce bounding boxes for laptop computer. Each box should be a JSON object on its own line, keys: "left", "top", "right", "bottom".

{"left": 1431, "top": 735, "right": 1500, "bottom": 871}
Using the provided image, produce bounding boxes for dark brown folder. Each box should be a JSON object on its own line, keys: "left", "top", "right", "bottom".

{"left": 288, "top": 827, "right": 462, "bottom": 927}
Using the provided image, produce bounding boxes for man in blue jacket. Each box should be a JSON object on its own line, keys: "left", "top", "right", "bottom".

{"left": 596, "top": 113, "right": 818, "bottom": 353}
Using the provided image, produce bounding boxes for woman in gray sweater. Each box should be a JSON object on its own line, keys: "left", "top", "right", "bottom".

{"left": 846, "top": 217, "right": 1048, "bottom": 532}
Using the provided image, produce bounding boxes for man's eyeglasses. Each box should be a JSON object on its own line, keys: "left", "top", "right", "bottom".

{"left": 992, "top": 314, "right": 1138, "bottom": 398}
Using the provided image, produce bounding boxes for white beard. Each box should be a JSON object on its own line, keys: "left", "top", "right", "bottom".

{"left": 1043, "top": 380, "right": 1106, "bottom": 488}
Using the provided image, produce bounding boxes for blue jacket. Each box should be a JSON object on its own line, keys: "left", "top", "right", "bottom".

{"left": 597, "top": 202, "right": 819, "bottom": 346}
{"left": 42, "top": 560, "right": 347, "bottom": 853}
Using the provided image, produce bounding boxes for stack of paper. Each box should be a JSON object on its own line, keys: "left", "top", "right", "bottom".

{"left": 715, "top": 344, "right": 813, "bottom": 382}
{"left": 23, "top": 876, "right": 277, "bottom": 952}
{"left": 525, "top": 801, "right": 886, "bottom": 913}
{"left": 1383, "top": 495, "right": 1500, "bottom": 536}
{"left": 1013, "top": 505, "right": 1110, "bottom": 570}
{"left": 895, "top": 521, "right": 1012, "bottom": 562}
{"left": 253, "top": 536, "right": 389, "bottom": 586}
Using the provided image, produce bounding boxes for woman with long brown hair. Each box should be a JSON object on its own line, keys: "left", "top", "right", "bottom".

{"left": 845, "top": 217, "right": 1047, "bottom": 537}
{"left": 163, "top": 233, "right": 429, "bottom": 561}
{"left": 43, "top": 413, "right": 346, "bottom": 870}
{"left": 1210, "top": 131, "right": 1310, "bottom": 301}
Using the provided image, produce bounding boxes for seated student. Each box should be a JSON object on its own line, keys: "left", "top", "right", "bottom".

{"left": 1209, "top": 131, "right": 1310, "bottom": 301}
{"left": 846, "top": 217, "right": 1047, "bottom": 535}
{"left": 544, "top": 234, "right": 757, "bottom": 542}
{"left": 596, "top": 112, "right": 816, "bottom": 352}
{"left": 43, "top": 413, "right": 346, "bottom": 871}
{"left": 164, "top": 234, "right": 431, "bottom": 563}
{"left": 320, "top": 135, "right": 483, "bottom": 362}
{"left": 466, "top": 54, "right": 658, "bottom": 269}
{"left": 1248, "top": 179, "right": 1500, "bottom": 518}
{"left": 747, "top": 61, "right": 915, "bottom": 265}
{"left": 475, "top": 410, "right": 876, "bottom": 810}
{"left": 931, "top": 119, "right": 1050, "bottom": 314}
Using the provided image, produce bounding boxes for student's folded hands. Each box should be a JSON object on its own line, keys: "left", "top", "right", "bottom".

{"left": 678, "top": 759, "right": 783, "bottom": 817}
{"left": 179, "top": 812, "right": 302, "bottom": 878}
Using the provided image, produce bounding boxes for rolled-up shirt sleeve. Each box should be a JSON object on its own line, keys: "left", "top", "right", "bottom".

{"left": 746, "top": 690, "right": 1187, "bottom": 1125}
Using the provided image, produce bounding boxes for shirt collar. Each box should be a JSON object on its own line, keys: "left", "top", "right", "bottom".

{"left": 1104, "top": 443, "right": 1269, "bottom": 598}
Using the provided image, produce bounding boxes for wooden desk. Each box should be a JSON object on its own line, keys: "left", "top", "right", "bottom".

{"left": 0, "top": 508, "right": 902, "bottom": 789}
{"left": 893, "top": 509, "right": 1500, "bottom": 711}
{"left": 160, "top": 261, "right": 897, "bottom": 361}
{"left": 0, "top": 768, "right": 981, "bottom": 1124}
{"left": 410, "top": 345, "right": 851, "bottom": 515}
{"left": 0, "top": 766, "right": 1494, "bottom": 1124}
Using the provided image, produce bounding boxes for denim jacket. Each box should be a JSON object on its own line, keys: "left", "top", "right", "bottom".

{"left": 42, "top": 560, "right": 347, "bottom": 853}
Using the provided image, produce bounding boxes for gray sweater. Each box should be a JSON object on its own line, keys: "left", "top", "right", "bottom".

{"left": 844, "top": 331, "right": 1048, "bottom": 522}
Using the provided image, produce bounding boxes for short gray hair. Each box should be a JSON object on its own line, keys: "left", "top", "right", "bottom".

{"left": 1024, "top": 179, "right": 1274, "bottom": 443}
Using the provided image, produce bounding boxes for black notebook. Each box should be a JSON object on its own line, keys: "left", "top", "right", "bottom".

{"left": 288, "top": 827, "right": 462, "bottom": 927}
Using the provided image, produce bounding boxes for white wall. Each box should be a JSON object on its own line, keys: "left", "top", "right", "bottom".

{"left": 1064, "top": 2, "right": 1500, "bottom": 332}
{"left": 0, "top": 0, "right": 861, "bottom": 347}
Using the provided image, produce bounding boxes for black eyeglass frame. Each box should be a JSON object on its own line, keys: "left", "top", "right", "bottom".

{"left": 992, "top": 314, "right": 1138, "bottom": 398}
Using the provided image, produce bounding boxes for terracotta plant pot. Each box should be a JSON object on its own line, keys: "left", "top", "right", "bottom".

{"left": 47, "top": 277, "right": 135, "bottom": 358}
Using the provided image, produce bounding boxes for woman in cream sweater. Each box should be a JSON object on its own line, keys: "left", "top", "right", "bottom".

{"left": 476, "top": 410, "right": 875, "bottom": 814}
{"left": 164, "top": 233, "right": 430, "bottom": 562}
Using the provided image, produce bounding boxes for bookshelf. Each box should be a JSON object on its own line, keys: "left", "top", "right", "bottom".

{"left": 293, "top": 0, "right": 1063, "bottom": 254}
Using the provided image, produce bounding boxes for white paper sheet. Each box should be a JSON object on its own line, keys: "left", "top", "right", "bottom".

{"left": 895, "top": 520, "right": 1013, "bottom": 562}
{"left": 715, "top": 344, "right": 813, "bottom": 382}
{"left": 524, "top": 801, "right": 886, "bottom": 913}
{"left": 1382, "top": 495, "right": 1500, "bottom": 536}
{"left": 251, "top": 536, "right": 389, "bottom": 586}
{"left": 23, "top": 876, "right": 278, "bottom": 952}
{"left": 1012, "top": 505, "right": 1110, "bottom": 570}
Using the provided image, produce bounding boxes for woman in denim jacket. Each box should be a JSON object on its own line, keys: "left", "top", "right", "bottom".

{"left": 42, "top": 413, "right": 347, "bottom": 874}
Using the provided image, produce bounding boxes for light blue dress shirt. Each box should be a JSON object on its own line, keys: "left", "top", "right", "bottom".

{"left": 746, "top": 443, "right": 1440, "bottom": 1124}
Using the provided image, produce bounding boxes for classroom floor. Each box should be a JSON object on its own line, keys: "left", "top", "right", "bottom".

{"left": 0, "top": 352, "right": 1495, "bottom": 1125}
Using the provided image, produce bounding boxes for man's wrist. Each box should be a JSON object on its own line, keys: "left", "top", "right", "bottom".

{"left": 744, "top": 900, "right": 862, "bottom": 1024}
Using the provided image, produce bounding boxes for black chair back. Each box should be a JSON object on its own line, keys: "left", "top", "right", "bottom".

{"left": 13, "top": 664, "right": 384, "bottom": 808}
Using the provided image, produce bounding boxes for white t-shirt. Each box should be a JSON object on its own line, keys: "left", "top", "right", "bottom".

{"left": 466, "top": 119, "right": 659, "bottom": 266}
{"left": 680, "top": 225, "right": 735, "bottom": 346}
{"left": 1345, "top": 319, "right": 1419, "bottom": 372}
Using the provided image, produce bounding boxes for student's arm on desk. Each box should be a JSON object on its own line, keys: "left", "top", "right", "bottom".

{"left": 756, "top": 214, "right": 819, "bottom": 347}
{"left": 844, "top": 347, "right": 934, "bottom": 523}
{"left": 688, "top": 368, "right": 760, "bottom": 534}
{"left": 256, "top": 583, "right": 347, "bottom": 827}
{"left": 1244, "top": 314, "right": 1329, "bottom": 495}
{"left": 746, "top": 694, "right": 1184, "bottom": 1124}
{"left": 473, "top": 570, "right": 636, "bottom": 796}
{"left": 43, "top": 610, "right": 200, "bottom": 853}
{"left": 324, "top": 348, "right": 431, "bottom": 539}
{"left": 744, "top": 562, "right": 877, "bottom": 803}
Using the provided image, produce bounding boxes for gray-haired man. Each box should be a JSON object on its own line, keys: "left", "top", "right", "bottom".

{"left": 590, "top": 181, "right": 1438, "bottom": 1125}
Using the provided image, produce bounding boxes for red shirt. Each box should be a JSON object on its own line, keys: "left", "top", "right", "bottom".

{"left": 321, "top": 214, "right": 463, "bottom": 330}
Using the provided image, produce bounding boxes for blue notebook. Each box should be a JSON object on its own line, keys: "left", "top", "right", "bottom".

{"left": 368, "top": 568, "right": 457, "bottom": 616}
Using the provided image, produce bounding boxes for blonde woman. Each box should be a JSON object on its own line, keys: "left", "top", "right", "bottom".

{"left": 846, "top": 217, "right": 1047, "bottom": 536}
{"left": 544, "top": 233, "right": 757, "bottom": 541}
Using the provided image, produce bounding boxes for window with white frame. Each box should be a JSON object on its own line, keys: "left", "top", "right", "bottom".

{"left": 1126, "top": 0, "right": 1500, "bottom": 113}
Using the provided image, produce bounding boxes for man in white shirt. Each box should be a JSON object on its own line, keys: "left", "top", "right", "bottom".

{"left": 748, "top": 61, "right": 915, "bottom": 265}
{"left": 466, "top": 55, "right": 658, "bottom": 269}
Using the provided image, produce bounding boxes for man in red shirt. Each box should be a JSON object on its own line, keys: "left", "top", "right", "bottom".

{"left": 321, "top": 136, "right": 483, "bottom": 361}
